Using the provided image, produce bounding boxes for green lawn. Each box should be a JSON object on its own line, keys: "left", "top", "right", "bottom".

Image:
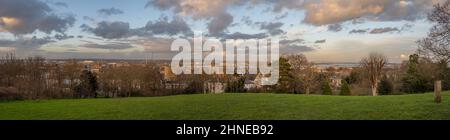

{"left": 0, "top": 92, "right": 449, "bottom": 120}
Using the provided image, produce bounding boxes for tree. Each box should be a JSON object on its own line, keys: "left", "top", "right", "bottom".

{"left": 63, "top": 60, "right": 82, "bottom": 97}
{"left": 401, "top": 54, "right": 431, "bottom": 93}
{"left": 225, "top": 75, "right": 246, "bottom": 93}
{"left": 321, "top": 81, "right": 333, "bottom": 95}
{"left": 287, "top": 54, "right": 317, "bottom": 94}
{"left": 360, "top": 52, "right": 387, "bottom": 96}
{"left": 340, "top": 80, "right": 351, "bottom": 96}
{"left": 276, "top": 57, "right": 294, "bottom": 93}
{"left": 75, "top": 70, "right": 98, "bottom": 98}
{"left": 344, "top": 68, "right": 363, "bottom": 85}
{"left": 401, "top": 54, "right": 442, "bottom": 93}
{"left": 378, "top": 76, "right": 393, "bottom": 95}
{"left": 418, "top": 1, "right": 450, "bottom": 63}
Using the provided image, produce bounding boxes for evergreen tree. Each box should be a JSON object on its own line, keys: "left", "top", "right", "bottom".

{"left": 276, "top": 57, "right": 294, "bottom": 93}
{"left": 401, "top": 54, "right": 433, "bottom": 93}
{"left": 378, "top": 76, "right": 393, "bottom": 95}
{"left": 340, "top": 80, "right": 351, "bottom": 96}
{"left": 74, "top": 70, "right": 98, "bottom": 98}
{"left": 321, "top": 81, "right": 333, "bottom": 95}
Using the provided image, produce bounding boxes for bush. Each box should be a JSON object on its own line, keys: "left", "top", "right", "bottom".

{"left": 321, "top": 82, "right": 333, "bottom": 95}
{"left": 0, "top": 87, "right": 23, "bottom": 101}
{"left": 378, "top": 77, "right": 394, "bottom": 95}
{"left": 225, "top": 76, "right": 246, "bottom": 93}
{"left": 340, "top": 80, "right": 351, "bottom": 96}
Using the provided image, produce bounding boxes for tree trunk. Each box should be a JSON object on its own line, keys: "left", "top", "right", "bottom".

{"left": 371, "top": 84, "right": 378, "bottom": 96}
{"left": 305, "top": 87, "right": 310, "bottom": 95}
{"left": 435, "top": 80, "right": 442, "bottom": 103}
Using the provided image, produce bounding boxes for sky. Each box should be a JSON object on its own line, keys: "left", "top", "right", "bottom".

{"left": 0, "top": 0, "right": 445, "bottom": 63}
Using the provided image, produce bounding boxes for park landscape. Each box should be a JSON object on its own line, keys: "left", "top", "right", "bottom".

{"left": 0, "top": 92, "right": 449, "bottom": 120}
{"left": 0, "top": 0, "right": 450, "bottom": 120}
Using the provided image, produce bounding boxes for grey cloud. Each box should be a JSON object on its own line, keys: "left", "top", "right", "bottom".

{"left": 274, "top": 12, "right": 288, "bottom": 20}
{"left": 81, "top": 21, "right": 130, "bottom": 39}
{"left": 315, "top": 39, "right": 327, "bottom": 44}
{"left": 54, "top": 34, "right": 74, "bottom": 40}
{"left": 144, "top": 16, "right": 192, "bottom": 36}
{"left": 328, "top": 24, "right": 343, "bottom": 32}
{"left": 369, "top": 27, "right": 400, "bottom": 34}
{"left": 81, "top": 42, "right": 135, "bottom": 50}
{"left": 83, "top": 16, "right": 95, "bottom": 22}
{"left": 221, "top": 32, "right": 268, "bottom": 40}
{"left": 349, "top": 26, "right": 408, "bottom": 34}
{"left": 349, "top": 29, "right": 369, "bottom": 34}
{"left": 258, "top": 22, "right": 285, "bottom": 35}
{"left": 0, "top": 0, "right": 75, "bottom": 35}
{"left": 280, "top": 44, "right": 315, "bottom": 54}
{"left": 147, "top": 0, "right": 240, "bottom": 36}
{"left": 279, "top": 38, "right": 315, "bottom": 54}
{"left": 53, "top": 2, "right": 68, "bottom": 8}
{"left": 38, "top": 14, "right": 76, "bottom": 34}
{"left": 0, "top": 37, "right": 55, "bottom": 57}
{"left": 208, "top": 13, "right": 234, "bottom": 36}
{"left": 97, "top": 7, "right": 124, "bottom": 16}
{"left": 280, "top": 39, "right": 305, "bottom": 45}
{"left": 241, "top": 16, "right": 253, "bottom": 26}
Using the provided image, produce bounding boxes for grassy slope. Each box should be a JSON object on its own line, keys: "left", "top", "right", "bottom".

{"left": 0, "top": 92, "right": 449, "bottom": 120}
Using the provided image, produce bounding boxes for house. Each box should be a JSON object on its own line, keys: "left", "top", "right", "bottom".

{"left": 203, "top": 82, "right": 225, "bottom": 94}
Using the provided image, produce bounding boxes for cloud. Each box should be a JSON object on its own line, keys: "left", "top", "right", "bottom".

{"left": 220, "top": 32, "right": 268, "bottom": 40}
{"left": 280, "top": 39, "right": 305, "bottom": 44}
{"left": 0, "top": 37, "right": 55, "bottom": 56}
{"left": 54, "top": 34, "right": 75, "bottom": 40}
{"left": 349, "top": 25, "right": 411, "bottom": 34}
{"left": 274, "top": 12, "right": 288, "bottom": 20}
{"left": 279, "top": 38, "right": 315, "bottom": 54}
{"left": 146, "top": 0, "right": 442, "bottom": 30}
{"left": 208, "top": 13, "right": 234, "bottom": 36}
{"left": 0, "top": 0, "right": 75, "bottom": 35}
{"left": 130, "top": 37, "right": 175, "bottom": 53}
{"left": 315, "top": 39, "right": 327, "bottom": 44}
{"left": 81, "top": 16, "right": 193, "bottom": 39}
{"left": 83, "top": 16, "right": 95, "bottom": 22}
{"left": 369, "top": 27, "right": 400, "bottom": 34}
{"left": 38, "top": 14, "right": 76, "bottom": 34}
{"left": 53, "top": 2, "right": 68, "bottom": 8}
{"left": 81, "top": 42, "right": 135, "bottom": 50}
{"left": 265, "top": 0, "right": 442, "bottom": 25}
{"left": 305, "top": 0, "right": 441, "bottom": 25}
{"left": 144, "top": 16, "right": 192, "bottom": 36}
{"left": 81, "top": 21, "right": 131, "bottom": 39}
{"left": 146, "top": 0, "right": 243, "bottom": 36}
{"left": 97, "top": 7, "right": 124, "bottom": 16}
{"left": 241, "top": 16, "right": 253, "bottom": 26}
{"left": 328, "top": 24, "right": 343, "bottom": 32}
{"left": 349, "top": 29, "right": 369, "bottom": 34}
{"left": 258, "top": 22, "right": 285, "bottom": 35}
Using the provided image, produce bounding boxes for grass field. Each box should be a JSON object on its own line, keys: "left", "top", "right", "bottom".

{"left": 0, "top": 92, "right": 449, "bottom": 120}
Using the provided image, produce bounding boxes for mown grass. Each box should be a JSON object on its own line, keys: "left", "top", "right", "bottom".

{"left": 0, "top": 92, "right": 448, "bottom": 120}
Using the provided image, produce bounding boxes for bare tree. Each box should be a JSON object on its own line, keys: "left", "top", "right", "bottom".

{"left": 418, "top": 0, "right": 450, "bottom": 63}
{"left": 287, "top": 54, "right": 317, "bottom": 94}
{"left": 360, "top": 52, "right": 388, "bottom": 96}
{"left": 63, "top": 60, "right": 82, "bottom": 97}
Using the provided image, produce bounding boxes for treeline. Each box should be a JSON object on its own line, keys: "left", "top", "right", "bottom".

{"left": 0, "top": 54, "right": 167, "bottom": 100}
{"left": 0, "top": 52, "right": 449, "bottom": 101}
